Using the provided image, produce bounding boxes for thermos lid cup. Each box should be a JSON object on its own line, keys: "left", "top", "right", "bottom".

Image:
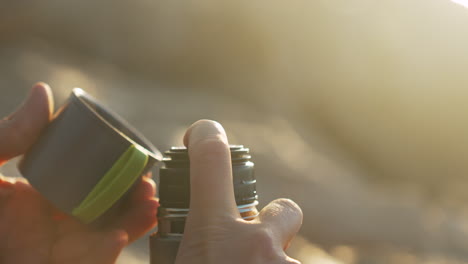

{"left": 18, "top": 88, "right": 162, "bottom": 223}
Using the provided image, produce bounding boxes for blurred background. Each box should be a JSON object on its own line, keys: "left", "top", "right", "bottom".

{"left": 2, "top": 0, "right": 468, "bottom": 263}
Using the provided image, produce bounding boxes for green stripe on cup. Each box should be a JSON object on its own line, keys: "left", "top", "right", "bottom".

{"left": 72, "top": 145, "right": 149, "bottom": 223}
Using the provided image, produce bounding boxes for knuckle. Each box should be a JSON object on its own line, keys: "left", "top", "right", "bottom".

{"left": 286, "top": 260, "right": 301, "bottom": 264}
{"left": 274, "top": 198, "right": 303, "bottom": 220}
{"left": 254, "top": 227, "right": 275, "bottom": 246}
{"left": 275, "top": 257, "right": 301, "bottom": 264}
{"left": 286, "top": 258, "right": 302, "bottom": 264}
{"left": 252, "top": 228, "right": 279, "bottom": 259}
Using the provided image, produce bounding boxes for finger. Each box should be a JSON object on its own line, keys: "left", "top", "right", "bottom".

{"left": 51, "top": 230, "right": 97, "bottom": 263}
{"left": 269, "top": 253, "right": 302, "bottom": 264}
{"left": 258, "top": 199, "right": 303, "bottom": 249}
{"left": 0, "top": 178, "right": 14, "bottom": 249}
{"left": 54, "top": 213, "right": 87, "bottom": 238}
{"left": 51, "top": 229, "right": 128, "bottom": 264}
{"left": 130, "top": 173, "right": 156, "bottom": 201}
{"left": 110, "top": 176, "right": 158, "bottom": 242}
{"left": 285, "top": 256, "right": 302, "bottom": 264}
{"left": 1, "top": 180, "right": 56, "bottom": 264}
{"left": 112, "top": 197, "right": 159, "bottom": 243}
{"left": 85, "top": 230, "right": 128, "bottom": 264}
{"left": 183, "top": 119, "right": 238, "bottom": 222}
{"left": 0, "top": 82, "right": 54, "bottom": 164}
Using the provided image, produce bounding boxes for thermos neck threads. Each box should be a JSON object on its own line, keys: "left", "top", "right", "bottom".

{"left": 158, "top": 145, "right": 257, "bottom": 209}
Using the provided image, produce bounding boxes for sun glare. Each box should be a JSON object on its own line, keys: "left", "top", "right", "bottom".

{"left": 452, "top": 0, "right": 468, "bottom": 8}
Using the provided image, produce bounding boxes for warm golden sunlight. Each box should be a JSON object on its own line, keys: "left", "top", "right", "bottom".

{"left": 452, "top": 0, "right": 468, "bottom": 8}
{"left": 3, "top": 1, "right": 468, "bottom": 263}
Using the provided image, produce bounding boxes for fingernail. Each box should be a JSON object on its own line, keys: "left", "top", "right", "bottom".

{"left": 29, "top": 83, "right": 54, "bottom": 119}
{"left": 107, "top": 230, "right": 129, "bottom": 248}
{"left": 143, "top": 171, "right": 153, "bottom": 179}
{"left": 148, "top": 198, "right": 160, "bottom": 209}
{"left": 144, "top": 199, "right": 160, "bottom": 217}
{"left": 184, "top": 119, "right": 228, "bottom": 148}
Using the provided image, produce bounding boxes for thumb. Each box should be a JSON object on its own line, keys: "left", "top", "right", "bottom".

{"left": 258, "top": 198, "right": 303, "bottom": 249}
{"left": 0, "top": 83, "right": 54, "bottom": 164}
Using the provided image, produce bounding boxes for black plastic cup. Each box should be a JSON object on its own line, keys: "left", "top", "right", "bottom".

{"left": 18, "top": 88, "right": 161, "bottom": 224}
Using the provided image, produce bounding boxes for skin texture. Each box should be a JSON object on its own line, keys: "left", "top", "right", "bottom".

{"left": 0, "top": 83, "right": 158, "bottom": 264}
{"left": 176, "top": 120, "right": 303, "bottom": 264}
{"left": 0, "top": 83, "right": 303, "bottom": 263}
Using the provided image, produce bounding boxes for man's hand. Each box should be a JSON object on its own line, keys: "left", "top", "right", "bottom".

{"left": 176, "top": 120, "right": 303, "bottom": 264}
{"left": 0, "top": 83, "right": 158, "bottom": 264}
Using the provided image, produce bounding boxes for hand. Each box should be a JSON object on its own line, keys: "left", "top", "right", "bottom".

{"left": 176, "top": 120, "right": 303, "bottom": 264}
{"left": 0, "top": 83, "right": 159, "bottom": 264}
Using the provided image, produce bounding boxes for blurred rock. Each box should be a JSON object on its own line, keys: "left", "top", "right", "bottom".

{"left": 3, "top": 1, "right": 468, "bottom": 262}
